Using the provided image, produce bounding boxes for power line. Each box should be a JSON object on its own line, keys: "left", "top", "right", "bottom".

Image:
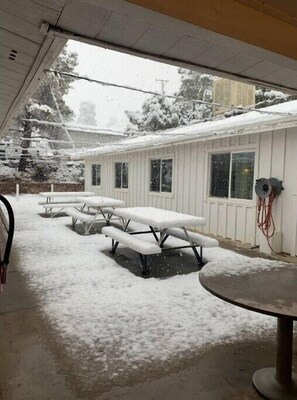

{"left": 45, "top": 69, "right": 297, "bottom": 117}
{"left": 19, "top": 119, "right": 132, "bottom": 135}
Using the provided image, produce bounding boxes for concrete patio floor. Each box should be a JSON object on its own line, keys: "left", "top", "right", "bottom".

{"left": 0, "top": 236, "right": 296, "bottom": 400}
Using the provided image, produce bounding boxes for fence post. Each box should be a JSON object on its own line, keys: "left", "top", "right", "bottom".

{"left": 16, "top": 183, "right": 19, "bottom": 201}
{"left": 51, "top": 184, "right": 54, "bottom": 192}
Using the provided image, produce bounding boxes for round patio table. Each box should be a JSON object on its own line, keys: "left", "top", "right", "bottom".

{"left": 199, "top": 263, "right": 297, "bottom": 400}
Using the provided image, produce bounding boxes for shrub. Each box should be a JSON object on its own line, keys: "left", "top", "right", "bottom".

{"left": 33, "top": 162, "right": 50, "bottom": 181}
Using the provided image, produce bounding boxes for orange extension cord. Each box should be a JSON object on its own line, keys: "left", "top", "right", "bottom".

{"left": 256, "top": 192, "right": 279, "bottom": 253}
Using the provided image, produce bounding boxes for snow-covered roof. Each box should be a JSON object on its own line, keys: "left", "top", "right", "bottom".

{"left": 71, "top": 100, "right": 297, "bottom": 160}
{"left": 67, "top": 125, "right": 126, "bottom": 137}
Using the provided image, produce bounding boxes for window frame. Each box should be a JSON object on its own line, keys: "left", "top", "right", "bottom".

{"left": 149, "top": 156, "right": 174, "bottom": 195}
{"left": 208, "top": 149, "right": 256, "bottom": 203}
{"left": 114, "top": 161, "right": 129, "bottom": 190}
{"left": 91, "top": 164, "right": 101, "bottom": 187}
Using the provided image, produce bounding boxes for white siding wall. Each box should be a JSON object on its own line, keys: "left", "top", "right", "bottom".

{"left": 84, "top": 126, "right": 297, "bottom": 254}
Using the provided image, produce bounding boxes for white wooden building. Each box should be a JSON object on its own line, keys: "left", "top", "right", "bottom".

{"left": 73, "top": 100, "right": 297, "bottom": 256}
{"left": 68, "top": 127, "right": 126, "bottom": 148}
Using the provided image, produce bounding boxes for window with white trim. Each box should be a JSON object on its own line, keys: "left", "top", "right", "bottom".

{"left": 91, "top": 164, "right": 101, "bottom": 186}
{"left": 150, "top": 158, "right": 173, "bottom": 193}
{"left": 210, "top": 151, "right": 255, "bottom": 199}
{"left": 115, "top": 162, "right": 128, "bottom": 189}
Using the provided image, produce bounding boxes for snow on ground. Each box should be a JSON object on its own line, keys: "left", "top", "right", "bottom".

{"left": 8, "top": 195, "right": 282, "bottom": 392}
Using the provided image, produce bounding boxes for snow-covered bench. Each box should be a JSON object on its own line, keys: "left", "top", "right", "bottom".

{"left": 102, "top": 226, "right": 162, "bottom": 275}
{"left": 166, "top": 228, "right": 219, "bottom": 247}
{"left": 43, "top": 202, "right": 83, "bottom": 217}
{"left": 38, "top": 200, "right": 81, "bottom": 206}
{"left": 165, "top": 228, "right": 219, "bottom": 263}
{"left": 65, "top": 207, "right": 114, "bottom": 235}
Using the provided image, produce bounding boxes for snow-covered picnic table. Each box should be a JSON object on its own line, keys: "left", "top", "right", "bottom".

{"left": 66, "top": 196, "right": 125, "bottom": 234}
{"left": 39, "top": 191, "right": 95, "bottom": 204}
{"left": 38, "top": 191, "right": 95, "bottom": 217}
{"left": 103, "top": 207, "right": 218, "bottom": 274}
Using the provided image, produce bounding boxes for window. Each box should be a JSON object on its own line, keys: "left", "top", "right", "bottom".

{"left": 115, "top": 162, "right": 128, "bottom": 189}
{"left": 91, "top": 164, "right": 101, "bottom": 186}
{"left": 210, "top": 152, "right": 254, "bottom": 200}
{"left": 150, "top": 158, "right": 173, "bottom": 193}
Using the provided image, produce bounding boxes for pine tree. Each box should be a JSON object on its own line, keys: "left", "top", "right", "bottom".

{"left": 255, "top": 86, "right": 295, "bottom": 108}
{"left": 77, "top": 100, "right": 97, "bottom": 126}
{"left": 174, "top": 69, "right": 214, "bottom": 124}
{"left": 125, "top": 95, "right": 180, "bottom": 132}
{"left": 17, "top": 45, "right": 78, "bottom": 171}
{"left": 125, "top": 68, "right": 215, "bottom": 133}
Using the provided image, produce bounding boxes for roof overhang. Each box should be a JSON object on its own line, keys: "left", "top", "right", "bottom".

{"left": 1, "top": 0, "right": 297, "bottom": 139}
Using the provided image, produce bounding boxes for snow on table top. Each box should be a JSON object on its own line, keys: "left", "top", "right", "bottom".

{"left": 77, "top": 196, "right": 124, "bottom": 208}
{"left": 200, "top": 257, "right": 289, "bottom": 277}
{"left": 9, "top": 194, "right": 284, "bottom": 394}
{"left": 200, "top": 258, "right": 297, "bottom": 319}
{"left": 114, "top": 207, "right": 206, "bottom": 229}
{"left": 39, "top": 191, "right": 95, "bottom": 198}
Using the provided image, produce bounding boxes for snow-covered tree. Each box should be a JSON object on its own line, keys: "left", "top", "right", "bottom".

{"left": 17, "top": 45, "right": 78, "bottom": 171}
{"left": 125, "top": 95, "right": 180, "bottom": 132}
{"left": 77, "top": 100, "right": 97, "bottom": 126}
{"left": 125, "top": 68, "right": 216, "bottom": 133}
{"left": 174, "top": 69, "right": 215, "bottom": 124}
{"left": 255, "top": 86, "right": 296, "bottom": 108}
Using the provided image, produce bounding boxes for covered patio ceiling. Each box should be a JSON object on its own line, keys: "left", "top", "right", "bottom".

{"left": 1, "top": 0, "right": 297, "bottom": 138}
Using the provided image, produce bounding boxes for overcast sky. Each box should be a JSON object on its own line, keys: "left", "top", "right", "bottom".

{"left": 65, "top": 40, "right": 182, "bottom": 131}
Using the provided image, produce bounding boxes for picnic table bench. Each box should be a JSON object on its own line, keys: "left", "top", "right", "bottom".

{"left": 103, "top": 207, "right": 218, "bottom": 275}
{"left": 65, "top": 207, "right": 115, "bottom": 235}
{"left": 38, "top": 191, "right": 94, "bottom": 217}
{"left": 66, "top": 196, "right": 125, "bottom": 234}
{"left": 102, "top": 226, "right": 162, "bottom": 272}
{"left": 42, "top": 202, "right": 84, "bottom": 217}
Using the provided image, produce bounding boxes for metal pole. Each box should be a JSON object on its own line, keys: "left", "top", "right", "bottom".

{"left": 275, "top": 317, "right": 293, "bottom": 385}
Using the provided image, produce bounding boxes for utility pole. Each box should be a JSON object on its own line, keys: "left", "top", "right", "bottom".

{"left": 156, "top": 79, "right": 169, "bottom": 95}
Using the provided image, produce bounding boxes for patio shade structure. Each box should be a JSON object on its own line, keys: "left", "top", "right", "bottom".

{"left": 1, "top": 0, "right": 297, "bottom": 139}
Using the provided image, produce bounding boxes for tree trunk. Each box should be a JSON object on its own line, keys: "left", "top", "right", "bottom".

{"left": 18, "top": 117, "right": 32, "bottom": 172}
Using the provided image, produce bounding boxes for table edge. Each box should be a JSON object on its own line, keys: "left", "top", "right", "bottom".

{"left": 199, "top": 274, "right": 297, "bottom": 321}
